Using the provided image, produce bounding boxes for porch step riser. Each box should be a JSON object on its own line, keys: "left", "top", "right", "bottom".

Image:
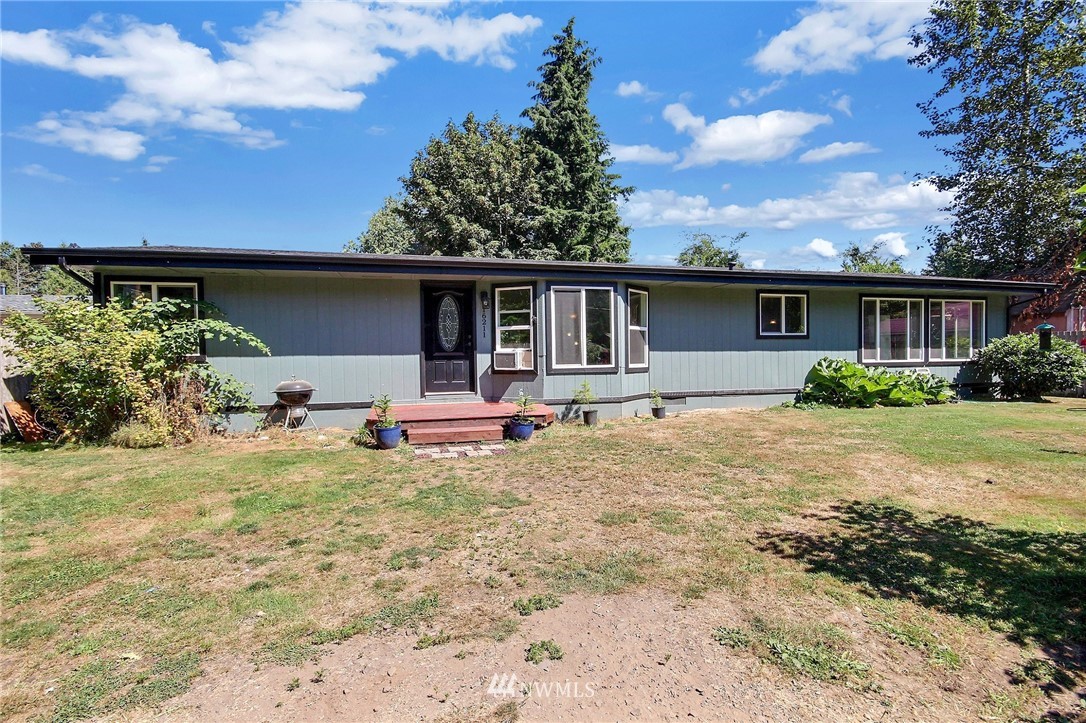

{"left": 407, "top": 425, "right": 504, "bottom": 444}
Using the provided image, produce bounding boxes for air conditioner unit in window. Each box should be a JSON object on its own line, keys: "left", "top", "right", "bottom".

{"left": 493, "top": 349, "right": 533, "bottom": 372}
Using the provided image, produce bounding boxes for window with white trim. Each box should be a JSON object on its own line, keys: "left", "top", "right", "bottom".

{"left": 110, "top": 281, "right": 199, "bottom": 316}
{"left": 550, "top": 287, "right": 614, "bottom": 368}
{"left": 758, "top": 292, "right": 807, "bottom": 336}
{"left": 930, "top": 299, "right": 985, "bottom": 361}
{"left": 628, "top": 288, "right": 649, "bottom": 368}
{"left": 861, "top": 298, "right": 923, "bottom": 362}
{"left": 493, "top": 285, "right": 534, "bottom": 371}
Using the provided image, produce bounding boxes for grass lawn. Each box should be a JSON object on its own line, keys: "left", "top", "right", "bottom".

{"left": 1, "top": 399, "right": 1084, "bottom": 721}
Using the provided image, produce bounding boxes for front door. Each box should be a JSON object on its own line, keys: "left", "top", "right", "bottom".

{"left": 422, "top": 283, "right": 475, "bottom": 395}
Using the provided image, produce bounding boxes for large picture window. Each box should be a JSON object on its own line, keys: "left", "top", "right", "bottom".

{"left": 861, "top": 298, "right": 923, "bottom": 362}
{"left": 930, "top": 299, "right": 985, "bottom": 361}
{"left": 550, "top": 287, "right": 614, "bottom": 369}
{"left": 628, "top": 288, "right": 649, "bottom": 369}
{"left": 758, "top": 292, "right": 807, "bottom": 336}
{"left": 493, "top": 285, "right": 534, "bottom": 372}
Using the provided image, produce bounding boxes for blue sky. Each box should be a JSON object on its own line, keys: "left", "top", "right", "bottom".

{"left": 1, "top": 1, "right": 951, "bottom": 271}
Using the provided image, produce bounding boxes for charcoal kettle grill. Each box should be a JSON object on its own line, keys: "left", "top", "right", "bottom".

{"left": 272, "top": 377, "right": 318, "bottom": 431}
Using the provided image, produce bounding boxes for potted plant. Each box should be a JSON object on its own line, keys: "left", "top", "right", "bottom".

{"left": 507, "top": 390, "right": 536, "bottom": 441}
{"left": 573, "top": 380, "right": 599, "bottom": 426}
{"left": 371, "top": 394, "right": 402, "bottom": 449}
{"left": 650, "top": 389, "right": 666, "bottom": 419}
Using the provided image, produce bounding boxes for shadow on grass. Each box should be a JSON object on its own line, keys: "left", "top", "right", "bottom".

{"left": 757, "top": 501, "right": 1085, "bottom": 696}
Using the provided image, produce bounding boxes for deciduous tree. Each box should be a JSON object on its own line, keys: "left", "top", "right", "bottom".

{"left": 840, "top": 241, "right": 907, "bottom": 274}
{"left": 911, "top": 0, "right": 1086, "bottom": 277}
{"left": 676, "top": 232, "right": 746, "bottom": 268}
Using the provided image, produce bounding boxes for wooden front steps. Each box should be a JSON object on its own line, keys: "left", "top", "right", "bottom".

{"left": 365, "top": 401, "right": 555, "bottom": 445}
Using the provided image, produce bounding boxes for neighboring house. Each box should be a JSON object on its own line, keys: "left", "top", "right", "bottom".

{"left": 1007, "top": 236, "right": 1085, "bottom": 334}
{"left": 24, "top": 246, "right": 1049, "bottom": 426}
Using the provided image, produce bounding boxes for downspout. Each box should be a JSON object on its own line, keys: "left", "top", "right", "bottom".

{"left": 57, "top": 256, "right": 95, "bottom": 293}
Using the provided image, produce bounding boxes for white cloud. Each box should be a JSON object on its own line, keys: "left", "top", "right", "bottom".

{"left": 1, "top": 4, "right": 541, "bottom": 159}
{"left": 14, "top": 163, "right": 70, "bottom": 182}
{"left": 727, "top": 79, "right": 785, "bottom": 108}
{"left": 752, "top": 1, "right": 927, "bottom": 75}
{"left": 720, "top": 183, "right": 732, "bottom": 192}
{"left": 750, "top": 258, "right": 767, "bottom": 269}
{"left": 662, "top": 103, "right": 832, "bottom": 167}
{"left": 799, "top": 237, "right": 839, "bottom": 258}
{"left": 616, "top": 80, "right": 661, "bottom": 100}
{"left": 609, "top": 144, "right": 679, "bottom": 165}
{"left": 366, "top": 125, "right": 389, "bottom": 136}
{"left": 798, "top": 141, "right": 878, "bottom": 163}
{"left": 621, "top": 172, "right": 953, "bottom": 231}
{"left": 829, "top": 93, "right": 852, "bottom": 116}
{"left": 20, "top": 116, "right": 146, "bottom": 161}
{"left": 143, "top": 155, "right": 177, "bottom": 173}
{"left": 873, "top": 231, "right": 911, "bottom": 257}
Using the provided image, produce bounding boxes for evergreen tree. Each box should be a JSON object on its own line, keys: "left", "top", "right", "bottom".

{"left": 344, "top": 197, "right": 422, "bottom": 255}
{"left": 911, "top": 0, "right": 1086, "bottom": 277}
{"left": 522, "top": 18, "right": 633, "bottom": 263}
{"left": 0, "top": 241, "right": 89, "bottom": 296}
{"left": 398, "top": 114, "right": 550, "bottom": 259}
{"left": 676, "top": 232, "right": 746, "bottom": 268}
{"left": 840, "top": 241, "right": 908, "bottom": 274}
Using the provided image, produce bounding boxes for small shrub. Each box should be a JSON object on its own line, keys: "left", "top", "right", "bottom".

{"left": 974, "top": 333, "right": 1086, "bottom": 399}
{"left": 349, "top": 426, "right": 373, "bottom": 447}
{"left": 109, "top": 422, "right": 169, "bottom": 449}
{"left": 525, "top": 639, "right": 563, "bottom": 664}
{"left": 800, "top": 357, "right": 955, "bottom": 408}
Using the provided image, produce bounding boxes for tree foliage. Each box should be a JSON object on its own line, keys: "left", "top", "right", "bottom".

{"left": 911, "top": 0, "right": 1086, "bottom": 278}
{"left": 398, "top": 114, "right": 551, "bottom": 259}
{"left": 839, "top": 241, "right": 907, "bottom": 274}
{"left": 676, "top": 232, "right": 746, "bottom": 268}
{"left": 0, "top": 242, "right": 90, "bottom": 297}
{"left": 2, "top": 298, "right": 269, "bottom": 443}
{"left": 344, "top": 197, "right": 422, "bottom": 255}
{"left": 521, "top": 18, "right": 633, "bottom": 263}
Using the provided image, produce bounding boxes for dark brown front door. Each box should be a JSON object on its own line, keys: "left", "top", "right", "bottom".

{"left": 422, "top": 283, "right": 475, "bottom": 395}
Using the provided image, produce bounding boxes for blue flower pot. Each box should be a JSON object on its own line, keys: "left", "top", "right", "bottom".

{"left": 507, "top": 419, "right": 535, "bottom": 441}
{"left": 374, "top": 424, "right": 402, "bottom": 450}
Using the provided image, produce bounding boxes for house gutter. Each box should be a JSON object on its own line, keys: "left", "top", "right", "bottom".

{"left": 57, "top": 256, "right": 95, "bottom": 292}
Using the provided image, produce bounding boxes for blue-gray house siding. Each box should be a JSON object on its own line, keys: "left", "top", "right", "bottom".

{"left": 22, "top": 246, "right": 1046, "bottom": 430}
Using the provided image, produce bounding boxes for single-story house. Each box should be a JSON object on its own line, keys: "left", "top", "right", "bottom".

{"left": 23, "top": 246, "right": 1049, "bottom": 427}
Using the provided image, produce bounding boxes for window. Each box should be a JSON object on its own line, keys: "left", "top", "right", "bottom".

{"left": 110, "top": 280, "right": 200, "bottom": 317}
{"left": 930, "top": 300, "right": 985, "bottom": 361}
{"left": 493, "top": 285, "right": 534, "bottom": 372}
{"left": 758, "top": 292, "right": 807, "bottom": 336}
{"left": 628, "top": 288, "right": 649, "bottom": 369}
{"left": 861, "top": 298, "right": 923, "bottom": 362}
{"left": 550, "top": 287, "right": 614, "bottom": 369}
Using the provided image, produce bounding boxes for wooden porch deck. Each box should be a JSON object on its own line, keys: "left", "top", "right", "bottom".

{"left": 365, "top": 401, "right": 555, "bottom": 444}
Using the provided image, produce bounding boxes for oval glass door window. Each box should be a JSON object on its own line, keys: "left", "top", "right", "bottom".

{"left": 437, "top": 295, "right": 461, "bottom": 351}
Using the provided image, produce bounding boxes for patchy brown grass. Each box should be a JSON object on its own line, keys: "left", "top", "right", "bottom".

{"left": 2, "top": 398, "right": 1084, "bottom": 721}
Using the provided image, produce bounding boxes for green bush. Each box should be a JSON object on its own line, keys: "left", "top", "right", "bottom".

{"left": 2, "top": 297, "right": 269, "bottom": 443}
{"left": 800, "top": 357, "right": 955, "bottom": 408}
{"left": 974, "top": 333, "right": 1086, "bottom": 399}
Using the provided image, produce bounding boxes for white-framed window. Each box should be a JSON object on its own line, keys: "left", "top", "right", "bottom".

{"left": 493, "top": 285, "right": 534, "bottom": 372}
{"left": 930, "top": 299, "right": 986, "bottom": 361}
{"left": 628, "top": 288, "right": 649, "bottom": 369}
{"left": 861, "top": 297, "right": 924, "bottom": 362}
{"left": 110, "top": 281, "right": 199, "bottom": 316}
{"left": 758, "top": 292, "right": 807, "bottom": 336}
{"left": 550, "top": 286, "right": 615, "bottom": 369}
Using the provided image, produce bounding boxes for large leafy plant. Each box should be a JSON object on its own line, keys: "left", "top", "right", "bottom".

{"left": 974, "top": 333, "right": 1086, "bottom": 400}
{"left": 800, "top": 358, "right": 955, "bottom": 408}
{"left": 3, "top": 297, "right": 269, "bottom": 443}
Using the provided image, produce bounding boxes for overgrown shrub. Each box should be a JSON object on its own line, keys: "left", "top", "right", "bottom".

{"left": 2, "top": 297, "right": 269, "bottom": 443}
{"left": 974, "top": 333, "right": 1086, "bottom": 399}
{"left": 800, "top": 357, "right": 955, "bottom": 408}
